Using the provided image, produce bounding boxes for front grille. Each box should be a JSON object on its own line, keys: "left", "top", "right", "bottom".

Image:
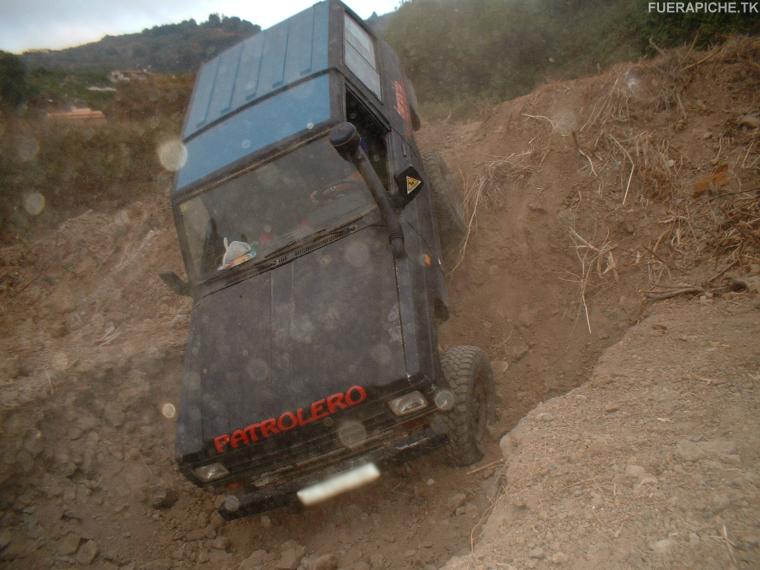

{"left": 216, "top": 385, "right": 431, "bottom": 487}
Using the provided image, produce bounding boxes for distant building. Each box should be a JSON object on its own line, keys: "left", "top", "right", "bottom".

{"left": 46, "top": 107, "right": 106, "bottom": 125}
{"left": 109, "top": 69, "right": 151, "bottom": 83}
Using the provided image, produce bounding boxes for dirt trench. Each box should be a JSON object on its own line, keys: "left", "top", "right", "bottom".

{"left": 0, "top": 145, "right": 642, "bottom": 569}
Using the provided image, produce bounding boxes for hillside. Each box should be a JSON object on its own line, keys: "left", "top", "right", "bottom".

{"left": 0, "top": 31, "right": 759, "bottom": 570}
{"left": 20, "top": 15, "right": 260, "bottom": 73}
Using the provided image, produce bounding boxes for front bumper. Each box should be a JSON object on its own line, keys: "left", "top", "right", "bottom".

{"left": 218, "top": 424, "right": 444, "bottom": 519}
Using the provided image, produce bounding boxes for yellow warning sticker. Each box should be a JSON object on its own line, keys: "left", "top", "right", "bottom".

{"left": 406, "top": 176, "right": 422, "bottom": 194}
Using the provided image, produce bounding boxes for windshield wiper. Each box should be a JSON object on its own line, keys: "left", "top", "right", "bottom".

{"left": 257, "top": 223, "right": 358, "bottom": 264}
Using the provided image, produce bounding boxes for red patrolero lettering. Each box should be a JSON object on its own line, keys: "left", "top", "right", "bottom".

{"left": 212, "top": 385, "right": 368, "bottom": 454}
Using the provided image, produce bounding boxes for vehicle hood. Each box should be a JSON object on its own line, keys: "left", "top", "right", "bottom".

{"left": 176, "top": 226, "right": 406, "bottom": 457}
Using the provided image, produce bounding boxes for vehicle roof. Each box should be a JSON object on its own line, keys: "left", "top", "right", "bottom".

{"left": 182, "top": 1, "right": 330, "bottom": 141}
{"left": 174, "top": 2, "right": 335, "bottom": 192}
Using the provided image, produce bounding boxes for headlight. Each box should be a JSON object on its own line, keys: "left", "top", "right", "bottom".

{"left": 194, "top": 462, "right": 229, "bottom": 482}
{"left": 388, "top": 391, "right": 428, "bottom": 416}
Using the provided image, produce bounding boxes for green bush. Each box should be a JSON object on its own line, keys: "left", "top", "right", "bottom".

{"left": 385, "top": 0, "right": 759, "bottom": 109}
{"left": 0, "top": 51, "right": 28, "bottom": 109}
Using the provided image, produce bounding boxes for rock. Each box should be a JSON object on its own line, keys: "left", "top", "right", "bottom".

{"left": 604, "top": 404, "right": 620, "bottom": 413}
{"left": 536, "top": 412, "right": 553, "bottom": 423}
{"left": 148, "top": 486, "right": 178, "bottom": 510}
{"left": 709, "top": 494, "right": 732, "bottom": 514}
{"left": 636, "top": 475, "right": 658, "bottom": 489}
{"left": 276, "top": 541, "right": 305, "bottom": 570}
{"left": 492, "top": 360, "right": 509, "bottom": 374}
{"left": 76, "top": 540, "right": 98, "bottom": 565}
{"left": 426, "top": 478, "right": 435, "bottom": 486}
{"left": 104, "top": 407, "right": 125, "bottom": 428}
{"left": 59, "top": 533, "right": 81, "bottom": 555}
{"left": 738, "top": 114, "right": 760, "bottom": 129}
{"left": 0, "top": 531, "right": 10, "bottom": 551}
{"left": 507, "top": 338, "right": 530, "bottom": 362}
{"left": 403, "top": 549, "right": 417, "bottom": 558}
{"left": 210, "top": 512, "right": 225, "bottom": 530}
{"left": 211, "top": 536, "right": 230, "bottom": 551}
{"left": 528, "top": 547, "right": 545, "bottom": 559}
{"left": 676, "top": 438, "right": 737, "bottom": 462}
{"left": 76, "top": 414, "right": 99, "bottom": 432}
{"left": 499, "top": 434, "right": 517, "bottom": 460}
{"left": 185, "top": 528, "right": 207, "bottom": 542}
{"left": 144, "top": 559, "right": 173, "bottom": 570}
{"left": 368, "top": 553, "right": 386, "bottom": 569}
{"left": 308, "top": 553, "right": 338, "bottom": 570}
{"left": 675, "top": 440, "right": 705, "bottom": 462}
{"left": 23, "top": 431, "right": 45, "bottom": 457}
{"left": 172, "top": 546, "right": 187, "bottom": 561}
{"left": 551, "top": 551, "right": 568, "bottom": 564}
{"left": 48, "top": 285, "right": 77, "bottom": 313}
{"left": 239, "top": 550, "right": 273, "bottom": 569}
{"left": 625, "top": 465, "right": 646, "bottom": 478}
{"left": 649, "top": 538, "right": 675, "bottom": 555}
{"left": 260, "top": 515, "right": 272, "bottom": 528}
{"left": 15, "top": 450, "right": 34, "bottom": 473}
{"left": 447, "top": 493, "right": 468, "bottom": 511}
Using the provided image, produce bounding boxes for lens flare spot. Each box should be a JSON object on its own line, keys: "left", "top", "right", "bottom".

{"left": 345, "top": 241, "right": 370, "bottom": 267}
{"left": 16, "top": 135, "right": 39, "bottom": 162}
{"left": 161, "top": 403, "right": 176, "bottom": 419}
{"left": 51, "top": 351, "right": 69, "bottom": 371}
{"left": 434, "top": 389, "right": 455, "bottom": 411}
{"left": 337, "top": 420, "right": 367, "bottom": 449}
{"left": 114, "top": 210, "right": 130, "bottom": 226}
{"left": 23, "top": 192, "right": 46, "bottom": 216}
{"left": 157, "top": 139, "right": 187, "bottom": 172}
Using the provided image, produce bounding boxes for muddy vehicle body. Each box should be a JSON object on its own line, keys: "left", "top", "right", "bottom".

{"left": 163, "top": 0, "right": 494, "bottom": 519}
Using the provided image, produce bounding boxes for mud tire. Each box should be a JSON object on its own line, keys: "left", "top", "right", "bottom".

{"left": 440, "top": 345, "right": 494, "bottom": 466}
{"left": 422, "top": 152, "right": 466, "bottom": 250}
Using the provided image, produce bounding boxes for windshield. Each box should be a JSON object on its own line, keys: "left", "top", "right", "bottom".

{"left": 177, "top": 137, "right": 376, "bottom": 281}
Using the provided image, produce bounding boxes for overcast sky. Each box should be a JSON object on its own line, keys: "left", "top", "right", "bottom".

{"left": 0, "top": 0, "right": 401, "bottom": 53}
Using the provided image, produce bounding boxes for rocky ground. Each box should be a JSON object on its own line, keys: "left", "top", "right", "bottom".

{"left": 0, "top": 38, "right": 758, "bottom": 569}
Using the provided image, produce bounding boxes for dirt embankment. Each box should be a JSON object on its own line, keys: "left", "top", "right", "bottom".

{"left": 445, "top": 298, "right": 760, "bottom": 570}
{"left": 0, "top": 37, "right": 758, "bottom": 570}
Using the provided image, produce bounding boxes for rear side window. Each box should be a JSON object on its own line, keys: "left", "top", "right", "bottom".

{"left": 344, "top": 14, "right": 382, "bottom": 100}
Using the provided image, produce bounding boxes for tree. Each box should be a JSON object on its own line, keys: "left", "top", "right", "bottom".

{"left": 0, "top": 51, "right": 27, "bottom": 109}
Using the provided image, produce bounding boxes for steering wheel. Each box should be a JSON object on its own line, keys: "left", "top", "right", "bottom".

{"left": 309, "top": 180, "right": 364, "bottom": 206}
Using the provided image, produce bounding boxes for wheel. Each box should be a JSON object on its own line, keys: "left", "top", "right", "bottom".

{"left": 440, "top": 345, "right": 494, "bottom": 466}
{"left": 422, "top": 152, "right": 466, "bottom": 250}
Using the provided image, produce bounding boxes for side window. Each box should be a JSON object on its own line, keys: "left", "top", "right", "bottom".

{"left": 344, "top": 14, "right": 382, "bottom": 100}
{"left": 346, "top": 90, "right": 389, "bottom": 190}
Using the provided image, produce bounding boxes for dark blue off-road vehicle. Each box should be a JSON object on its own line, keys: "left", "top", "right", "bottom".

{"left": 161, "top": 0, "right": 494, "bottom": 518}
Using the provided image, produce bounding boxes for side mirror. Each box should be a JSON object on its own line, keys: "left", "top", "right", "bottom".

{"left": 394, "top": 166, "right": 425, "bottom": 206}
{"left": 159, "top": 272, "right": 191, "bottom": 297}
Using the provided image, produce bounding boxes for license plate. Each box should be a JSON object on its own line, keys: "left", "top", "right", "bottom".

{"left": 297, "top": 463, "right": 380, "bottom": 506}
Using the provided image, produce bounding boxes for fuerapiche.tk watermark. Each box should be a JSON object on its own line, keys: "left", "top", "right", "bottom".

{"left": 648, "top": 2, "right": 758, "bottom": 12}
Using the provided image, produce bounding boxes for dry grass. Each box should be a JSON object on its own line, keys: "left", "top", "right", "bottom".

{"left": 450, "top": 149, "right": 544, "bottom": 273}
{"left": 561, "top": 228, "right": 617, "bottom": 333}
{"left": 571, "top": 36, "right": 760, "bottom": 282}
